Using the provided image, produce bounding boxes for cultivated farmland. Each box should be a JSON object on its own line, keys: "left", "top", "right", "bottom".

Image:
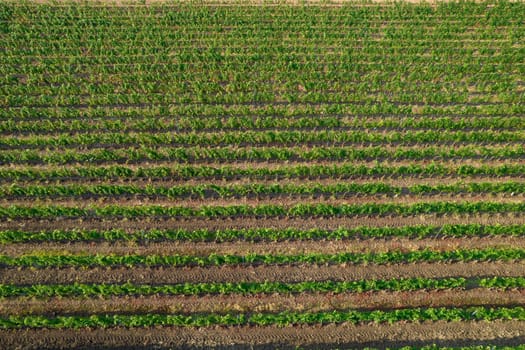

{"left": 0, "top": 0, "right": 525, "bottom": 348}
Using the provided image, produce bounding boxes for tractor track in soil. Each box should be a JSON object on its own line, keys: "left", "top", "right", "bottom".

{"left": 2, "top": 192, "right": 525, "bottom": 208}
{"left": 3, "top": 158, "right": 523, "bottom": 172}
{"left": 1, "top": 321, "right": 524, "bottom": 350}
{"left": 2, "top": 261, "right": 525, "bottom": 285}
{"left": 2, "top": 235, "right": 524, "bottom": 257}
{"left": 2, "top": 213, "right": 525, "bottom": 232}
{"left": 2, "top": 288, "right": 525, "bottom": 316}
{"left": 7, "top": 175, "right": 525, "bottom": 187}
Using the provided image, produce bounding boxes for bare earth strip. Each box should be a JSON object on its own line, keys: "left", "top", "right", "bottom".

{"left": 2, "top": 261, "right": 525, "bottom": 285}
{"left": 3, "top": 192, "right": 525, "bottom": 208}
{"left": 9, "top": 176, "right": 525, "bottom": 188}
{"left": 1, "top": 321, "right": 524, "bottom": 350}
{"left": 3, "top": 213, "right": 525, "bottom": 232}
{"left": 2, "top": 236, "right": 525, "bottom": 257}
{"left": 4, "top": 158, "right": 524, "bottom": 172}
{"left": 2, "top": 289, "right": 525, "bottom": 316}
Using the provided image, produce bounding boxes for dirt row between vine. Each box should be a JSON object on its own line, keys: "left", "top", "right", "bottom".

{"left": 2, "top": 288, "right": 525, "bottom": 317}
{"left": 1, "top": 321, "right": 524, "bottom": 350}
{"left": 3, "top": 213, "right": 525, "bottom": 232}
{"left": 4, "top": 158, "right": 523, "bottom": 172}
{"left": 9, "top": 175, "right": 525, "bottom": 187}
{"left": 3, "top": 142, "right": 522, "bottom": 160}
{"left": 2, "top": 235, "right": 524, "bottom": 257}
{"left": 3, "top": 261, "right": 524, "bottom": 285}
{"left": 3, "top": 192, "right": 525, "bottom": 208}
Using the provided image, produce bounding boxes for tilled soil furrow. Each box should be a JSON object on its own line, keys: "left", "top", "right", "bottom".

{"left": 2, "top": 214, "right": 525, "bottom": 232}
{"left": 1, "top": 321, "right": 524, "bottom": 350}
{"left": 2, "top": 192, "right": 525, "bottom": 208}
{"left": 3, "top": 158, "right": 523, "bottom": 172}
{"left": 7, "top": 176, "right": 525, "bottom": 187}
{"left": 2, "top": 236, "right": 525, "bottom": 257}
{"left": 2, "top": 261, "right": 524, "bottom": 285}
{"left": 1, "top": 289, "right": 525, "bottom": 316}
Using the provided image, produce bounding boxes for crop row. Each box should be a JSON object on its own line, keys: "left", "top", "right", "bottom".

{"left": 4, "top": 91, "right": 522, "bottom": 108}
{"left": 1, "top": 163, "right": 524, "bottom": 181}
{"left": 2, "top": 67, "right": 518, "bottom": 94}
{"left": 4, "top": 31, "right": 518, "bottom": 51}
{"left": 2, "top": 70, "right": 520, "bottom": 98}
{"left": 2, "top": 130, "right": 524, "bottom": 149}
{"left": 5, "top": 32, "right": 518, "bottom": 49}
{"left": 1, "top": 306, "right": 525, "bottom": 328}
{"left": 0, "top": 80, "right": 517, "bottom": 105}
{"left": 1, "top": 40, "right": 519, "bottom": 59}
{"left": 4, "top": 36, "right": 518, "bottom": 54}
{"left": 1, "top": 62, "right": 520, "bottom": 89}
{"left": 3, "top": 103, "right": 524, "bottom": 121}
{"left": 1, "top": 248, "right": 524, "bottom": 267}
{"left": 3, "top": 30, "right": 520, "bottom": 52}
{"left": 3, "top": 47, "right": 520, "bottom": 69}
{"left": 0, "top": 278, "right": 468, "bottom": 298}
{"left": 3, "top": 115, "right": 524, "bottom": 134}
{"left": 1, "top": 145, "right": 524, "bottom": 165}
{"left": 1, "top": 224, "right": 524, "bottom": 243}
{"left": 6, "top": 1, "right": 522, "bottom": 19}
{"left": 2, "top": 277, "right": 524, "bottom": 299}
{"left": 3, "top": 277, "right": 524, "bottom": 298}
{"left": 2, "top": 181, "right": 525, "bottom": 199}
{"left": 2, "top": 202, "right": 525, "bottom": 219}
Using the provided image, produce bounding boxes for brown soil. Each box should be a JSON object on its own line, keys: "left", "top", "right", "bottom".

{"left": 10, "top": 176, "right": 525, "bottom": 188}
{"left": 2, "top": 289, "right": 524, "bottom": 316}
{"left": 3, "top": 192, "right": 524, "bottom": 208}
{"left": 2, "top": 236, "right": 524, "bottom": 257}
{"left": 1, "top": 321, "right": 524, "bottom": 350}
{"left": 2, "top": 143, "right": 520, "bottom": 160}
{"left": 2, "top": 213, "right": 525, "bottom": 232}
{"left": 2, "top": 261, "right": 524, "bottom": 285}
{"left": 4, "top": 158, "right": 524, "bottom": 173}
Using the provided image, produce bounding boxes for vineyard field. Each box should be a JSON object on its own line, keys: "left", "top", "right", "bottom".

{"left": 1, "top": 0, "right": 525, "bottom": 348}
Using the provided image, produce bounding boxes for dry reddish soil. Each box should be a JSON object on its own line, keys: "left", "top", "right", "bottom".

{"left": 3, "top": 261, "right": 524, "bottom": 285}
{"left": 9, "top": 176, "right": 525, "bottom": 187}
{"left": 5, "top": 158, "right": 524, "bottom": 172}
{"left": 2, "top": 235, "right": 524, "bottom": 257}
{"left": 1, "top": 321, "right": 524, "bottom": 350}
{"left": 2, "top": 213, "right": 525, "bottom": 232}
{"left": 2, "top": 289, "right": 524, "bottom": 316}
{"left": 3, "top": 192, "right": 524, "bottom": 208}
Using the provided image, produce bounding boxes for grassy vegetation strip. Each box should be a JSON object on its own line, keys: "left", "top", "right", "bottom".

{"left": 1, "top": 306, "right": 525, "bottom": 328}
{"left": 1, "top": 224, "right": 524, "bottom": 243}
{"left": 2, "top": 202, "right": 525, "bottom": 219}
{"left": 2, "top": 163, "right": 524, "bottom": 181}
{"left": 0, "top": 278, "right": 467, "bottom": 298}
{"left": 0, "top": 248, "right": 524, "bottom": 268}
{"left": 2, "top": 181, "right": 525, "bottom": 199}
{"left": 1, "top": 145, "right": 524, "bottom": 164}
